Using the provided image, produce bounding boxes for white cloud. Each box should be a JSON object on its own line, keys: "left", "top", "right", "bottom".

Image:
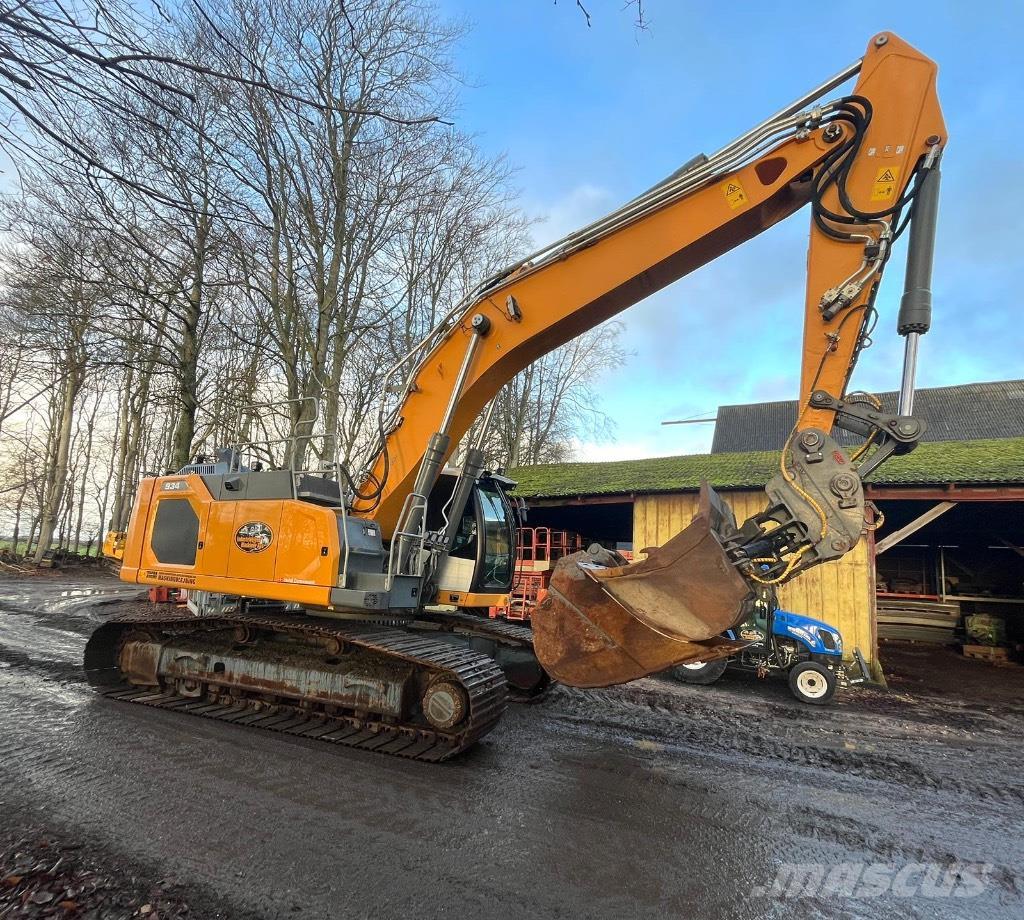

{"left": 527, "top": 183, "right": 616, "bottom": 248}
{"left": 568, "top": 436, "right": 694, "bottom": 463}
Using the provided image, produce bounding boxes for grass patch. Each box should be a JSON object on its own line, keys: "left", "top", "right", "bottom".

{"left": 509, "top": 436, "right": 1024, "bottom": 498}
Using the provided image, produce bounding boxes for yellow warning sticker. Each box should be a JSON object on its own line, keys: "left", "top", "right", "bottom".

{"left": 722, "top": 178, "right": 748, "bottom": 210}
{"left": 871, "top": 165, "right": 901, "bottom": 201}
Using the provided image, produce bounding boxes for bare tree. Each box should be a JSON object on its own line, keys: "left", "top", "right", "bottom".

{"left": 1, "top": 211, "right": 99, "bottom": 560}
{"left": 0, "top": 0, "right": 445, "bottom": 200}
{"left": 0, "top": 0, "right": 632, "bottom": 560}
{"left": 491, "top": 322, "right": 630, "bottom": 467}
{"left": 224, "top": 0, "right": 466, "bottom": 468}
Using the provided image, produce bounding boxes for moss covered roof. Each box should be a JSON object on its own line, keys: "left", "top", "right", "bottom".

{"left": 508, "top": 436, "right": 1024, "bottom": 499}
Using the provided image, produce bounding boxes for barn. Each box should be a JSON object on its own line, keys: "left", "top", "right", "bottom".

{"left": 509, "top": 433, "right": 1024, "bottom": 681}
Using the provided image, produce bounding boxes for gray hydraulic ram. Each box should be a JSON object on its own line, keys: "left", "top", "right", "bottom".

{"left": 897, "top": 145, "right": 942, "bottom": 415}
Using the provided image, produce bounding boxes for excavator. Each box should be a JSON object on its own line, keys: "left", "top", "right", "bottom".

{"left": 87, "top": 32, "right": 945, "bottom": 761}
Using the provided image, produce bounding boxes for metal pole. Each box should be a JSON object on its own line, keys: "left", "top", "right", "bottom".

{"left": 707, "top": 59, "right": 862, "bottom": 160}
{"left": 475, "top": 397, "right": 498, "bottom": 450}
{"left": 399, "top": 317, "right": 490, "bottom": 574}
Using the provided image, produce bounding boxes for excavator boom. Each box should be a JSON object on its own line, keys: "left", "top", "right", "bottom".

{"left": 354, "top": 33, "right": 944, "bottom": 535}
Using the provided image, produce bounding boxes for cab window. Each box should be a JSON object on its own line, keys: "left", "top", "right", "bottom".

{"left": 476, "top": 484, "right": 513, "bottom": 590}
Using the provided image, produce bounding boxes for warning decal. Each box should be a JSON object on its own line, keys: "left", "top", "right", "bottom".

{"left": 722, "top": 178, "right": 748, "bottom": 210}
{"left": 871, "top": 165, "right": 901, "bottom": 201}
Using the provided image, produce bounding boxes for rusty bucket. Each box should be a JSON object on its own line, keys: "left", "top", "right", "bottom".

{"left": 531, "top": 484, "right": 753, "bottom": 688}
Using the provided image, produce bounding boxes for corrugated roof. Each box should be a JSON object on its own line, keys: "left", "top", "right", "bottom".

{"left": 509, "top": 436, "right": 1024, "bottom": 499}
{"left": 710, "top": 380, "right": 1024, "bottom": 453}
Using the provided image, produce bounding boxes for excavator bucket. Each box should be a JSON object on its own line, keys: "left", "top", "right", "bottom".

{"left": 531, "top": 483, "right": 754, "bottom": 688}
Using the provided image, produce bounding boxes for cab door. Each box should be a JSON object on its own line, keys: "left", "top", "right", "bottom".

{"left": 471, "top": 480, "right": 515, "bottom": 594}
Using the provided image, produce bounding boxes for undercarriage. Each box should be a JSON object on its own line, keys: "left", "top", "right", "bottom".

{"left": 85, "top": 607, "right": 546, "bottom": 761}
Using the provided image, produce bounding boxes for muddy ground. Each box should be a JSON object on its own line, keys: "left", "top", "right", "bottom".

{"left": 0, "top": 572, "right": 1021, "bottom": 919}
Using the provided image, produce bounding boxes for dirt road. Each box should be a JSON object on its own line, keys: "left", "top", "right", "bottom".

{"left": 1, "top": 573, "right": 1021, "bottom": 919}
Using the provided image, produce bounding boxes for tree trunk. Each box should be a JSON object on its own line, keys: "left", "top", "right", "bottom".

{"left": 169, "top": 220, "right": 208, "bottom": 472}
{"left": 109, "top": 372, "right": 134, "bottom": 530}
{"left": 33, "top": 366, "right": 84, "bottom": 564}
{"left": 26, "top": 514, "right": 40, "bottom": 558}
{"left": 73, "top": 397, "right": 99, "bottom": 552}
{"left": 11, "top": 495, "right": 23, "bottom": 556}
{"left": 169, "top": 292, "right": 201, "bottom": 471}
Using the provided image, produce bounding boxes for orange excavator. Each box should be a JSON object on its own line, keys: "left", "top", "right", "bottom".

{"left": 88, "top": 33, "right": 945, "bottom": 760}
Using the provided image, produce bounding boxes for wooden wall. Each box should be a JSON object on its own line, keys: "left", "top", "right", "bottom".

{"left": 632, "top": 490, "right": 877, "bottom": 666}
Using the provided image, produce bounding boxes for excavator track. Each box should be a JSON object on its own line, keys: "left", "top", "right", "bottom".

{"left": 431, "top": 610, "right": 534, "bottom": 644}
{"left": 84, "top": 609, "right": 508, "bottom": 762}
{"left": 422, "top": 610, "right": 551, "bottom": 702}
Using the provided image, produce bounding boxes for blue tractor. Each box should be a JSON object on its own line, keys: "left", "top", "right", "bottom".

{"left": 671, "top": 589, "right": 870, "bottom": 704}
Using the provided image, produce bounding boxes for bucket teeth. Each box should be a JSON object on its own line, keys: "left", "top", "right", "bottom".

{"left": 531, "top": 484, "right": 753, "bottom": 688}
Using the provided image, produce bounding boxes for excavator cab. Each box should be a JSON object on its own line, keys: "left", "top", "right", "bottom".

{"left": 427, "top": 472, "right": 518, "bottom": 606}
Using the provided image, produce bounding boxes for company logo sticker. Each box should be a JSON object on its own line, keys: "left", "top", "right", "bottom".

{"left": 235, "top": 521, "right": 273, "bottom": 553}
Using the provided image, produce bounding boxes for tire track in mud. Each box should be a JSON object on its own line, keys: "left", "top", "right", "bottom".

{"left": 0, "top": 585, "right": 146, "bottom": 689}
{"left": 542, "top": 684, "right": 1024, "bottom": 808}
{"left": 0, "top": 684, "right": 605, "bottom": 920}
{"left": 0, "top": 588, "right": 141, "bottom": 630}
{"left": 1, "top": 581, "right": 1023, "bottom": 918}
{"left": 787, "top": 808, "right": 1023, "bottom": 897}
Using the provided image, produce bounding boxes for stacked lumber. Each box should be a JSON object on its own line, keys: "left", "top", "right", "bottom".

{"left": 877, "top": 598, "right": 960, "bottom": 643}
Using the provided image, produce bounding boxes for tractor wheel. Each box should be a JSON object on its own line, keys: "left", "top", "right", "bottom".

{"left": 788, "top": 661, "right": 837, "bottom": 704}
{"left": 669, "top": 657, "right": 727, "bottom": 685}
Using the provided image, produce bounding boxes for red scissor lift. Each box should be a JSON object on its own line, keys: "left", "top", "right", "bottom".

{"left": 490, "top": 527, "right": 585, "bottom": 623}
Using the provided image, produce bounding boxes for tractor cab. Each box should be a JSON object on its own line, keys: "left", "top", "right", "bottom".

{"left": 672, "top": 587, "right": 869, "bottom": 704}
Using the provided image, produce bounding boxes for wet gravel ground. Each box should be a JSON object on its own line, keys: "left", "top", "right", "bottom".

{"left": 1, "top": 572, "right": 1022, "bottom": 919}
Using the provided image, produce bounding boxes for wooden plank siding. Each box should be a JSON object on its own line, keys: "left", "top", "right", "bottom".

{"left": 633, "top": 490, "right": 877, "bottom": 666}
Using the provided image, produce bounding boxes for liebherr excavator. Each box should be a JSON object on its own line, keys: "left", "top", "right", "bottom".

{"left": 87, "top": 33, "right": 946, "bottom": 761}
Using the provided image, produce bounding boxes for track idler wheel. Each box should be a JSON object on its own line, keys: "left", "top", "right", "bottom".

{"left": 422, "top": 681, "right": 468, "bottom": 731}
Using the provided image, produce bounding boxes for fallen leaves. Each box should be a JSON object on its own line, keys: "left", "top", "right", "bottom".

{"left": 0, "top": 830, "right": 198, "bottom": 918}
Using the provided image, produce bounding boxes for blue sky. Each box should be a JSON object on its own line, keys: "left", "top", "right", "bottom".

{"left": 437, "top": 0, "right": 1024, "bottom": 459}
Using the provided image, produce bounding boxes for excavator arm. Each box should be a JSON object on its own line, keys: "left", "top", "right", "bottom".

{"left": 349, "top": 32, "right": 945, "bottom": 685}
